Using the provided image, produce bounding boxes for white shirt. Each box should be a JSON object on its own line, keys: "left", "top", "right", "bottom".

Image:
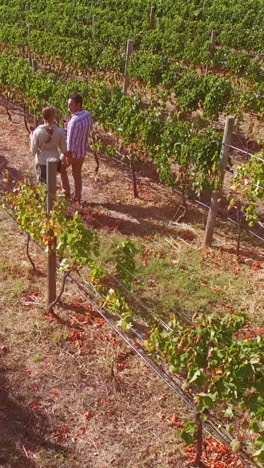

{"left": 30, "top": 124, "right": 67, "bottom": 164}
{"left": 67, "top": 110, "right": 92, "bottom": 158}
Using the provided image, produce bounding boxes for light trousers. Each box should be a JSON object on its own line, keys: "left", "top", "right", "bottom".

{"left": 60, "top": 157, "right": 85, "bottom": 201}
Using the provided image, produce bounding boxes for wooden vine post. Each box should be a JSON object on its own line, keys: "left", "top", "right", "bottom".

{"left": 204, "top": 116, "right": 235, "bottom": 246}
{"left": 27, "top": 24, "right": 33, "bottom": 66}
{"left": 92, "top": 14, "right": 97, "bottom": 36}
{"left": 129, "top": 154, "right": 138, "bottom": 198}
{"left": 32, "top": 59, "right": 38, "bottom": 73}
{"left": 47, "top": 158, "right": 57, "bottom": 305}
{"left": 210, "top": 30, "right": 218, "bottom": 54}
{"left": 149, "top": 6, "right": 156, "bottom": 29}
{"left": 123, "top": 40, "right": 134, "bottom": 96}
{"left": 32, "top": 59, "right": 38, "bottom": 127}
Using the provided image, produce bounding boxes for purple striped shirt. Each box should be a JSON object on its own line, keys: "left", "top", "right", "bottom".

{"left": 67, "top": 110, "right": 92, "bottom": 158}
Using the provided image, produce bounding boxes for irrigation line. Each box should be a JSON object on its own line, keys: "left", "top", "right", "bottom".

{"left": 67, "top": 274, "right": 253, "bottom": 468}
{"left": 0, "top": 206, "right": 256, "bottom": 467}
{"left": 1, "top": 166, "right": 264, "bottom": 341}
{"left": 77, "top": 266, "right": 264, "bottom": 417}
{"left": 80, "top": 274, "right": 174, "bottom": 331}
{"left": 2, "top": 165, "right": 264, "bottom": 339}
{"left": 2, "top": 193, "right": 263, "bottom": 403}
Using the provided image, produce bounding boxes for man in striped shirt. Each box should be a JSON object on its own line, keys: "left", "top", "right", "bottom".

{"left": 61, "top": 94, "right": 92, "bottom": 202}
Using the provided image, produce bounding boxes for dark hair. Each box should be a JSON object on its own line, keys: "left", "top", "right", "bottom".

{"left": 42, "top": 106, "right": 56, "bottom": 121}
{"left": 69, "top": 94, "right": 83, "bottom": 107}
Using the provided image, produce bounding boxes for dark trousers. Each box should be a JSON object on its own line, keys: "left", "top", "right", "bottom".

{"left": 35, "top": 162, "right": 61, "bottom": 184}
{"left": 35, "top": 164, "right": 47, "bottom": 184}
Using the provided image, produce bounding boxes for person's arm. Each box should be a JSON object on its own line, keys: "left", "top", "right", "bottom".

{"left": 30, "top": 130, "right": 39, "bottom": 157}
{"left": 58, "top": 129, "right": 67, "bottom": 155}
{"left": 58, "top": 130, "right": 70, "bottom": 165}
{"left": 67, "top": 119, "right": 78, "bottom": 159}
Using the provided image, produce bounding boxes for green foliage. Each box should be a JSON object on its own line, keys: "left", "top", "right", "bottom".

{"left": 1, "top": 0, "right": 264, "bottom": 120}
{"left": 3, "top": 178, "right": 99, "bottom": 271}
{"left": 3, "top": 178, "right": 136, "bottom": 331}
{"left": 0, "top": 51, "right": 225, "bottom": 198}
{"left": 111, "top": 240, "right": 137, "bottom": 288}
{"left": 180, "top": 419, "right": 197, "bottom": 446}
{"left": 145, "top": 311, "right": 264, "bottom": 461}
{"left": 103, "top": 288, "right": 133, "bottom": 331}
{"left": 230, "top": 156, "right": 264, "bottom": 227}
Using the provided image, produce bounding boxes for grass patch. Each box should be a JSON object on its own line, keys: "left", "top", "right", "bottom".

{"left": 8, "top": 279, "right": 30, "bottom": 300}
{"left": 32, "top": 352, "right": 45, "bottom": 363}
{"left": 82, "top": 228, "right": 263, "bottom": 328}
{"left": 130, "top": 239, "right": 263, "bottom": 325}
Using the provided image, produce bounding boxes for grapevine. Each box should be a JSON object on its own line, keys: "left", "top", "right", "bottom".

{"left": 230, "top": 156, "right": 264, "bottom": 227}
{"left": 145, "top": 311, "right": 264, "bottom": 464}
{"left": 2, "top": 176, "right": 136, "bottom": 330}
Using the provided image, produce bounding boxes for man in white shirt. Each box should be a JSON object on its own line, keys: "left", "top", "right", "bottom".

{"left": 60, "top": 94, "right": 92, "bottom": 202}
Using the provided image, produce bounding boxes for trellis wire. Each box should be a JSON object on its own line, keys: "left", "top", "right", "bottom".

{"left": 224, "top": 143, "right": 264, "bottom": 163}
{"left": 0, "top": 202, "right": 258, "bottom": 468}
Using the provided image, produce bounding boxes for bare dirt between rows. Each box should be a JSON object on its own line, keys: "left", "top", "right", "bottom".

{"left": 0, "top": 214, "right": 189, "bottom": 468}
{"left": 0, "top": 98, "right": 263, "bottom": 265}
{"left": 0, "top": 101, "right": 263, "bottom": 468}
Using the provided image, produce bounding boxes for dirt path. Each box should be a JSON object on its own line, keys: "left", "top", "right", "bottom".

{"left": 0, "top": 99, "right": 201, "bottom": 237}
{"left": 0, "top": 209, "right": 190, "bottom": 468}
{"left": 0, "top": 101, "right": 262, "bottom": 468}
{"left": 1, "top": 99, "right": 264, "bottom": 263}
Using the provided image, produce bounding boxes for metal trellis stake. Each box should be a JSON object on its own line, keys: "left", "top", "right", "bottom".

{"left": 47, "top": 158, "right": 57, "bottom": 305}
{"left": 123, "top": 40, "right": 134, "bottom": 96}
{"left": 204, "top": 116, "right": 235, "bottom": 246}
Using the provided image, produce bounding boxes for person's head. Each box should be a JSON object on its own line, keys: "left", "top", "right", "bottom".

{"left": 42, "top": 106, "right": 56, "bottom": 124}
{"left": 68, "top": 94, "right": 83, "bottom": 114}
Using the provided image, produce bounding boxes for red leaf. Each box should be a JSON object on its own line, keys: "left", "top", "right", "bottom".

{"left": 52, "top": 425, "right": 71, "bottom": 440}
{"left": 147, "top": 279, "right": 156, "bottom": 287}
{"left": 158, "top": 394, "right": 167, "bottom": 402}
{"left": 95, "top": 318, "right": 105, "bottom": 327}
{"left": 167, "top": 414, "right": 183, "bottom": 428}
{"left": 253, "top": 262, "right": 262, "bottom": 271}
{"left": 117, "top": 362, "right": 129, "bottom": 372}
{"left": 84, "top": 411, "right": 93, "bottom": 421}
{"left": 45, "top": 314, "right": 55, "bottom": 323}
{"left": 28, "top": 385, "right": 39, "bottom": 392}
{"left": 29, "top": 402, "right": 42, "bottom": 411}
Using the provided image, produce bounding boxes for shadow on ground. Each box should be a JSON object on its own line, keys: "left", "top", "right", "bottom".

{"left": 0, "top": 359, "right": 68, "bottom": 468}
{"left": 0, "top": 155, "right": 24, "bottom": 194}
